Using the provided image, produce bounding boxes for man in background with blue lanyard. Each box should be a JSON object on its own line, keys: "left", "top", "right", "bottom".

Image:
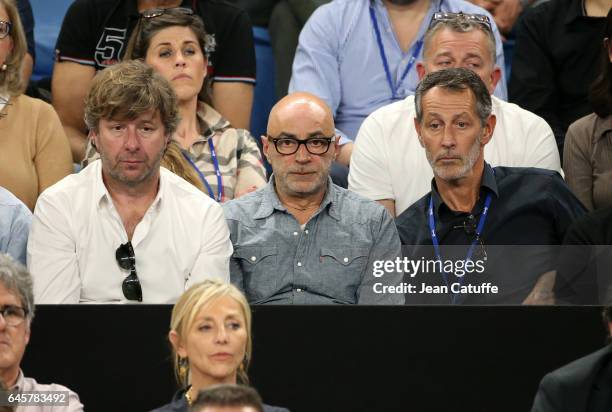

{"left": 349, "top": 12, "right": 560, "bottom": 218}
{"left": 395, "top": 68, "right": 585, "bottom": 304}
{"left": 289, "top": 0, "right": 507, "bottom": 148}
{"left": 223, "top": 92, "right": 404, "bottom": 305}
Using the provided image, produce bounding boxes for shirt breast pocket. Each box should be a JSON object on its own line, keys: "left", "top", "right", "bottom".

{"left": 319, "top": 247, "right": 370, "bottom": 298}
{"left": 233, "top": 246, "right": 279, "bottom": 301}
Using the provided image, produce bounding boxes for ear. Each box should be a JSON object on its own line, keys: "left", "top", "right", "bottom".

{"left": 416, "top": 62, "right": 427, "bottom": 80}
{"left": 24, "top": 325, "right": 30, "bottom": 346}
{"left": 414, "top": 118, "right": 425, "bottom": 148}
{"left": 332, "top": 135, "right": 340, "bottom": 159}
{"left": 488, "top": 67, "right": 502, "bottom": 94}
{"left": 480, "top": 114, "right": 496, "bottom": 146}
{"left": 169, "top": 330, "right": 187, "bottom": 359}
{"left": 89, "top": 130, "right": 99, "bottom": 151}
{"left": 261, "top": 135, "right": 271, "bottom": 162}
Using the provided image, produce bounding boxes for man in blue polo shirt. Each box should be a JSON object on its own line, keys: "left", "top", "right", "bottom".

{"left": 289, "top": 0, "right": 507, "bottom": 142}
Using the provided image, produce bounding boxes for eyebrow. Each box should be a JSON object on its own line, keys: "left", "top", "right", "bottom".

{"left": 274, "top": 131, "right": 328, "bottom": 138}
{"left": 153, "top": 40, "right": 198, "bottom": 47}
{"left": 425, "top": 111, "right": 471, "bottom": 119}
{"left": 199, "top": 313, "right": 242, "bottom": 322}
{"left": 463, "top": 53, "right": 484, "bottom": 60}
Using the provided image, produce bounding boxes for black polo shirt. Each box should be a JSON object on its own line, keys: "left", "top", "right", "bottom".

{"left": 555, "top": 206, "right": 612, "bottom": 304}
{"left": 396, "top": 163, "right": 586, "bottom": 304}
{"left": 509, "top": 0, "right": 606, "bottom": 151}
{"left": 55, "top": 0, "right": 256, "bottom": 84}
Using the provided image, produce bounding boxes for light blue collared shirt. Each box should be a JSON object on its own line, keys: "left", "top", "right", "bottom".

{"left": 289, "top": 0, "right": 507, "bottom": 141}
{"left": 0, "top": 187, "right": 32, "bottom": 266}
{"left": 223, "top": 177, "right": 404, "bottom": 305}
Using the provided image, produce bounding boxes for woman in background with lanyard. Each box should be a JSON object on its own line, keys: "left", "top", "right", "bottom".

{"left": 84, "top": 7, "right": 267, "bottom": 202}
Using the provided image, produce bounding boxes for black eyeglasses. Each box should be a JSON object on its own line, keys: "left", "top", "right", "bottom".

{"left": 0, "top": 20, "right": 12, "bottom": 40}
{"left": 141, "top": 7, "right": 194, "bottom": 19}
{"left": 266, "top": 134, "right": 336, "bottom": 155}
{"left": 115, "top": 242, "right": 143, "bottom": 302}
{"left": 453, "top": 215, "right": 487, "bottom": 261}
{"left": 431, "top": 12, "right": 492, "bottom": 31}
{"left": 0, "top": 305, "right": 28, "bottom": 327}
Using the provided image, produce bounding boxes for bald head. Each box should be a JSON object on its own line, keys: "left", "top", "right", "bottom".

{"left": 262, "top": 92, "right": 338, "bottom": 201}
{"left": 267, "top": 92, "right": 335, "bottom": 137}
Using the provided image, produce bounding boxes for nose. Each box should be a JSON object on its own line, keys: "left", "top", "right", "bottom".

{"left": 0, "top": 313, "right": 8, "bottom": 330}
{"left": 215, "top": 325, "right": 229, "bottom": 344}
{"left": 123, "top": 126, "right": 142, "bottom": 152}
{"left": 440, "top": 125, "right": 456, "bottom": 150}
{"left": 175, "top": 51, "right": 187, "bottom": 67}
{"left": 294, "top": 142, "right": 311, "bottom": 163}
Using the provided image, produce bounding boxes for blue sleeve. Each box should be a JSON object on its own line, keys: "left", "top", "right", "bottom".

{"left": 289, "top": 4, "right": 342, "bottom": 118}
{"left": 491, "top": 15, "right": 508, "bottom": 101}
{"left": 7, "top": 204, "right": 32, "bottom": 266}
{"left": 17, "top": 0, "right": 35, "bottom": 61}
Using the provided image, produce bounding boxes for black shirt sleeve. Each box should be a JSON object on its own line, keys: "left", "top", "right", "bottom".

{"left": 17, "top": 0, "right": 35, "bottom": 60}
{"left": 509, "top": 7, "right": 563, "bottom": 145}
{"left": 202, "top": 1, "right": 256, "bottom": 84}
{"left": 547, "top": 174, "right": 587, "bottom": 242}
{"left": 54, "top": 0, "right": 101, "bottom": 67}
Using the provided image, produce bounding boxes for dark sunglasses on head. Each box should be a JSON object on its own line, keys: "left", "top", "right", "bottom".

{"left": 115, "top": 241, "right": 143, "bottom": 302}
{"left": 140, "top": 7, "right": 194, "bottom": 19}
{"left": 431, "top": 12, "right": 492, "bottom": 31}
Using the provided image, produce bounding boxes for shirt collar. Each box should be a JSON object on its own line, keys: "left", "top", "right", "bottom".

{"left": 253, "top": 176, "right": 339, "bottom": 221}
{"left": 93, "top": 160, "right": 111, "bottom": 207}
{"left": 373, "top": 0, "right": 439, "bottom": 9}
{"left": 94, "top": 160, "right": 164, "bottom": 211}
{"left": 10, "top": 369, "right": 25, "bottom": 391}
{"left": 196, "top": 102, "right": 230, "bottom": 142}
{"left": 594, "top": 115, "right": 612, "bottom": 141}
{"left": 430, "top": 162, "right": 499, "bottom": 216}
{"left": 564, "top": 0, "right": 586, "bottom": 24}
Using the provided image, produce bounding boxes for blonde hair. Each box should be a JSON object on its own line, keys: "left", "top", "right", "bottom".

{"left": 170, "top": 280, "right": 252, "bottom": 387}
{"left": 0, "top": 0, "right": 26, "bottom": 96}
{"left": 161, "top": 141, "right": 205, "bottom": 192}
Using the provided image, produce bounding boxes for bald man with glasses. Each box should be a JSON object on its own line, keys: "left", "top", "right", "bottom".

{"left": 222, "top": 92, "right": 404, "bottom": 305}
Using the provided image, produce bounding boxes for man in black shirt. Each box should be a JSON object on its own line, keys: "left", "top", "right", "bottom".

{"left": 509, "top": 0, "right": 608, "bottom": 155}
{"left": 555, "top": 206, "right": 612, "bottom": 305}
{"left": 396, "top": 68, "right": 586, "bottom": 304}
{"left": 531, "top": 307, "right": 612, "bottom": 412}
{"left": 52, "top": 0, "right": 256, "bottom": 162}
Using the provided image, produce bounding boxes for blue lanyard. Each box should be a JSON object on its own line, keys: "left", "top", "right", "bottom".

{"left": 181, "top": 139, "right": 224, "bottom": 202}
{"left": 428, "top": 193, "right": 492, "bottom": 304}
{"left": 369, "top": 3, "right": 423, "bottom": 100}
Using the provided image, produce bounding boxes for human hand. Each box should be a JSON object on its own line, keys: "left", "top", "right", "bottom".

{"left": 522, "top": 271, "right": 556, "bottom": 305}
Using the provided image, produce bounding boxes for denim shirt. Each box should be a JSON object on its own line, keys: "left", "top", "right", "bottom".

{"left": 0, "top": 186, "right": 31, "bottom": 265}
{"left": 222, "top": 178, "right": 404, "bottom": 305}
